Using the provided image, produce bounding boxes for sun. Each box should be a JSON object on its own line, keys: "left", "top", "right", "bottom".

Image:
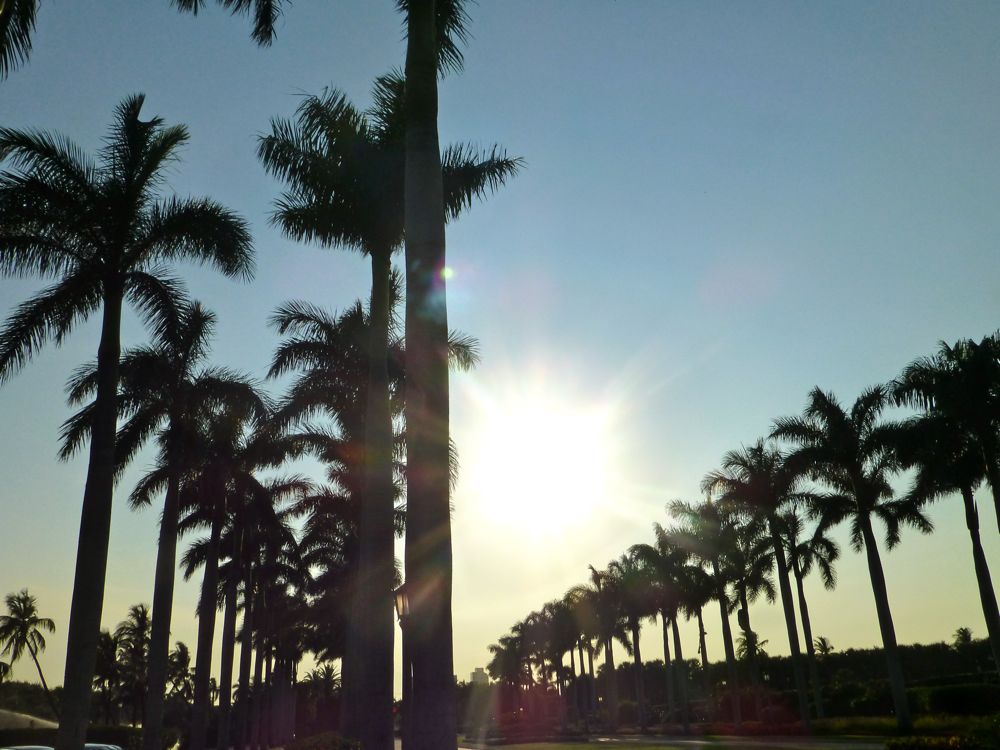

{"left": 463, "top": 386, "right": 614, "bottom": 535}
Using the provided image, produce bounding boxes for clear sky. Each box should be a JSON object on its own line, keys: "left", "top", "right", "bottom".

{"left": 1, "top": 0, "right": 1000, "bottom": 696}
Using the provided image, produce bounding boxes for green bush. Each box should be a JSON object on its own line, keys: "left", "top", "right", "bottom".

{"left": 0, "top": 725, "right": 142, "bottom": 750}
{"left": 285, "top": 730, "right": 358, "bottom": 750}
{"left": 927, "top": 685, "right": 1000, "bottom": 716}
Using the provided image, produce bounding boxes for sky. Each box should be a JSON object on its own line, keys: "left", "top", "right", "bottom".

{"left": 1, "top": 0, "right": 1000, "bottom": 698}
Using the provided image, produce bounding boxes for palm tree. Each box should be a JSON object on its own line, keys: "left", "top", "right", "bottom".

{"left": 629, "top": 525, "right": 693, "bottom": 731}
{"left": 60, "top": 301, "right": 267, "bottom": 750}
{"left": 167, "top": 642, "right": 195, "bottom": 702}
{"left": 781, "top": 509, "right": 839, "bottom": 717}
{"left": 258, "top": 71, "right": 517, "bottom": 748}
{"left": 703, "top": 441, "right": 813, "bottom": 723}
{"left": 114, "top": 604, "right": 151, "bottom": 727}
{"left": 92, "top": 630, "right": 123, "bottom": 725}
{"left": 0, "top": 95, "right": 254, "bottom": 750}
{"left": 892, "top": 334, "right": 1000, "bottom": 530}
{"left": 607, "top": 555, "right": 653, "bottom": 730}
{"left": 724, "top": 520, "right": 775, "bottom": 720}
{"left": 570, "top": 566, "right": 631, "bottom": 730}
{"left": 669, "top": 499, "right": 742, "bottom": 725}
{"left": 0, "top": 0, "right": 37, "bottom": 78}
{"left": 0, "top": 589, "right": 58, "bottom": 717}
{"left": 813, "top": 636, "right": 834, "bottom": 657}
{"left": 772, "top": 386, "right": 930, "bottom": 732}
{"left": 891, "top": 413, "right": 1000, "bottom": 674}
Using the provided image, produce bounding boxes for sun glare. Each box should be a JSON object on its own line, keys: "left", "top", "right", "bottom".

{"left": 464, "top": 387, "right": 614, "bottom": 535}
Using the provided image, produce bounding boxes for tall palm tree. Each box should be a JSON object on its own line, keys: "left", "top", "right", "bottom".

{"left": 892, "top": 334, "right": 1000, "bottom": 529}
{"left": 780, "top": 509, "right": 839, "bottom": 717}
{"left": 892, "top": 413, "right": 1000, "bottom": 674}
{"left": 60, "top": 301, "right": 268, "bottom": 750}
{"left": 772, "top": 386, "right": 930, "bottom": 732}
{"left": 0, "top": 589, "right": 57, "bottom": 717}
{"left": 258, "top": 71, "right": 517, "bottom": 749}
{"left": 114, "top": 604, "right": 151, "bottom": 727}
{"left": 669, "top": 499, "right": 742, "bottom": 725}
{"left": 703, "top": 441, "right": 813, "bottom": 723}
{"left": 0, "top": 95, "right": 254, "bottom": 750}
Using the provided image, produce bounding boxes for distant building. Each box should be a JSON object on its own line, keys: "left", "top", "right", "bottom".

{"left": 470, "top": 667, "right": 489, "bottom": 686}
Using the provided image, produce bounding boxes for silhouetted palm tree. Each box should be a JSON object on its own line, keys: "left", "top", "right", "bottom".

{"left": 892, "top": 334, "right": 1000, "bottom": 530}
{"left": 114, "top": 604, "right": 151, "bottom": 726}
{"left": 813, "top": 636, "right": 834, "bottom": 657}
{"left": 608, "top": 554, "right": 653, "bottom": 730}
{"left": 92, "top": 630, "right": 122, "bottom": 725}
{"left": 60, "top": 301, "right": 267, "bottom": 750}
{"left": 0, "top": 589, "right": 58, "bottom": 717}
{"left": 669, "top": 499, "right": 742, "bottom": 726}
{"left": 0, "top": 95, "right": 253, "bottom": 750}
{"left": 629, "top": 525, "right": 693, "bottom": 731}
{"left": 0, "top": 0, "right": 37, "bottom": 78}
{"left": 703, "top": 441, "right": 813, "bottom": 722}
{"left": 167, "top": 642, "right": 194, "bottom": 702}
{"left": 773, "top": 386, "right": 930, "bottom": 732}
{"left": 780, "top": 509, "right": 839, "bottom": 716}
{"left": 892, "top": 412, "right": 1000, "bottom": 674}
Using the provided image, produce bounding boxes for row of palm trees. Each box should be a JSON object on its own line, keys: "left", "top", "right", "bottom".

{"left": 489, "top": 333, "right": 1000, "bottom": 734}
{"left": 0, "top": 0, "right": 520, "bottom": 750}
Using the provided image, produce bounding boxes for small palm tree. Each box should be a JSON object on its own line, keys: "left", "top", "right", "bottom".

{"left": 92, "top": 630, "right": 123, "bottom": 725}
{"left": 114, "top": 604, "right": 151, "bottom": 727}
{"left": 953, "top": 627, "right": 974, "bottom": 650}
{"left": 0, "top": 95, "right": 253, "bottom": 750}
{"left": 607, "top": 554, "right": 654, "bottom": 730}
{"left": 167, "top": 642, "right": 194, "bottom": 702}
{"left": 813, "top": 636, "right": 835, "bottom": 657}
{"left": 0, "top": 589, "right": 57, "bottom": 717}
{"left": 773, "top": 386, "right": 929, "bottom": 732}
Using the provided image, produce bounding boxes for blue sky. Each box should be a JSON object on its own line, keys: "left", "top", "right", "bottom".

{"left": 1, "top": 0, "right": 999, "bottom": 691}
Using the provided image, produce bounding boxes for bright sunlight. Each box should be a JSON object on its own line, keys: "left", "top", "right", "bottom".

{"left": 464, "top": 384, "right": 615, "bottom": 534}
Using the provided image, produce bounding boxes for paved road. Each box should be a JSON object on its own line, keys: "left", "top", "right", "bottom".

{"left": 449, "top": 736, "right": 885, "bottom": 750}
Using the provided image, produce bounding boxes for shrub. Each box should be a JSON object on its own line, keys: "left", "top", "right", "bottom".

{"left": 927, "top": 685, "right": 1000, "bottom": 716}
{"left": 285, "top": 730, "right": 358, "bottom": 750}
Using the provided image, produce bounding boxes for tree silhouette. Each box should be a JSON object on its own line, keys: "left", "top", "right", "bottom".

{"left": 0, "top": 94, "right": 253, "bottom": 750}
{"left": 773, "top": 386, "right": 929, "bottom": 732}
{"left": 0, "top": 588, "right": 58, "bottom": 718}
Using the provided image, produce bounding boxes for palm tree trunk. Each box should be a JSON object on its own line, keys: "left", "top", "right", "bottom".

{"left": 630, "top": 622, "right": 646, "bottom": 730}
{"left": 669, "top": 616, "right": 689, "bottom": 734}
{"left": 142, "top": 465, "right": 181, "bottom": 750}
{"left": 249, "top": 632, "right": 265, "bottom": 750}
{"left": 235, "top": 578, "right": 255, "bottom": 750}
{"left": 660, "top": 611, "right": 675, "bottom": 725}
{"left": 859, "top": 517, "right": 912, "bottom": 732}
{"left": 27, "top": 643, "right": 59, "bottom": 719}
{"left": 604, "top": 639, "right": 618, "bottom": 730}
{"left": 737, "top": 590, "right": 762, "bottom": 721}
{"left": 218, "top": 576, "right": 240, "bottom": 750}
{"left": 697, "top": 608, "right": 708, "bottom": 670}
{"left": 790, "top": 554, "right": 824, "bottom": 718}
{"left": 355, "top": 250, "right": 395, "bottom": 750}
{"left": 56, "top": 289, "right": 123, "bottom": 750}
{"left": 961, "top": 485, "right": 1000, "bottom": 675}
{"left": 587, "top": 643, "right": 596, "bottom": 714}
{"left": 712, "top": 559, "right": 740, "bottom": 727}
{"left": 190, "top": 501, "right": 224, "bottom": 750}
{"left": 404, "top": 3, "right": 456, "bottom": 748}
{"left": 577, "top": 642, "right": 589, "bottom": 730}
{"left": 768, "top": 525, "right": 811, "bottom": 726}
